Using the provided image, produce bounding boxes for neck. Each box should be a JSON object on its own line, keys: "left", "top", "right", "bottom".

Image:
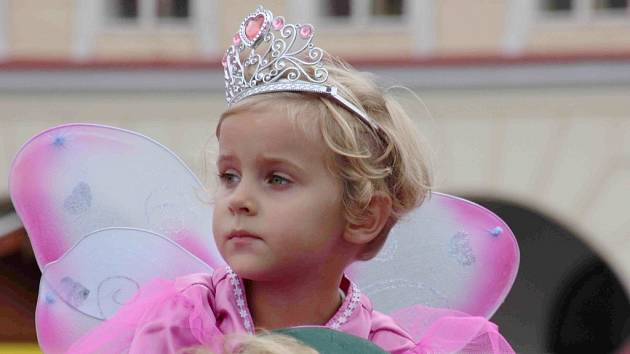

{"left": 245, "top": 270, "right": 344, "bottom": 330}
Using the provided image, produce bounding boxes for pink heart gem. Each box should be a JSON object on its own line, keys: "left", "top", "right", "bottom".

{"left": 245, "top": 15, "right": 265, "bottom": 41}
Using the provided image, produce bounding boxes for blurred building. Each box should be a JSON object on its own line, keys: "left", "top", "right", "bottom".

{"left": 0, "top": 0, "right": 629, "bottom": 352}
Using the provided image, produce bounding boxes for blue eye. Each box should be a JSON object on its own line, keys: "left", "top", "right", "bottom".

{"left": 219, "top": 172, "right": 240, "bottom": 185}
{"left": 268, "top": 174, "right": 290, "bottom": 185}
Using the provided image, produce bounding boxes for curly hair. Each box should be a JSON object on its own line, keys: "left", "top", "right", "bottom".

{"left": 218, "top": 56, "right": 432, "bottom": 260}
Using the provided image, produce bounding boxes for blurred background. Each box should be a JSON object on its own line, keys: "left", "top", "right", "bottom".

{"left": 0, "top": 0, "right": 629, "bottom": 353}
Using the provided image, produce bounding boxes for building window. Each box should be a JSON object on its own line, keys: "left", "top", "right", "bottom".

{"left": 542, "top": 0, "right": 574, "bottom": 12}
{"left": 320, "top": 0, "right": 405, "bottom": 25}
{"left": 540, "top": 0, "right": 629, "bottom": 18}
{"left": 111, "top": 0, "right": 139, "bottom": 20}
{"left": 108, "top": 0, "right": 190, "bottom": 27}
{"left": 323, "top": 0, "right": 352, "bottom": 17}
{"left": 371, "top": 0, "right": 404, "bottom": 16}
{"left": 593, "top": 0, "right": 628, "bottom": 10}
{"left": 157, "top": 0, "right": 189, "bottom": 20}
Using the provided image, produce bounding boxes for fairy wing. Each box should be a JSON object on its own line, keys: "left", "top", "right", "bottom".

{"left": 9, "top": 124, "right": 224, "bottom": 353}
{"left": 349, "top": 193, "right": 519, "bottom": 319}
{"left": 37, "top": 227, "right": 213, "bottom": 353}
{"left": 10, "top": 123, "right": 223, "bottom": 269}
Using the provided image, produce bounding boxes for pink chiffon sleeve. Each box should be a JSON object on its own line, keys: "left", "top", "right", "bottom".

{"left": 67, "top": 273, "right": 224, "bottom": 354}
{"left": 391, "top": 305, "right": 515, "bottom": 354}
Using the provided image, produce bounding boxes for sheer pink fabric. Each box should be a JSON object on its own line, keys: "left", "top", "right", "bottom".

{"left": 67, "top": 276, "right": 224, "bottom": 354}
{"left": 389, "top": 305, "right": 514, "bottom": 353}
{"left": 67, "top": 268, "right": 514, "bottom": 354}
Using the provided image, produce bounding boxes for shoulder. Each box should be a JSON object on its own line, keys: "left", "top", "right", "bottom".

{"left": 368, "top": 309, "right": 415, "bottom": 353}
{"left": 174, "top": 271, "right": 215, "bottom": 292}
{"left": 336, "top": 279, "right": 415, "bottom": 352}
{"left": 173, "top": 267, "right": 230, "bottom": 293}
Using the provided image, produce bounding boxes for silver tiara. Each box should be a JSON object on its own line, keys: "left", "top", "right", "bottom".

{"left": 222, "top": 6, "right": 381, "bottom": 133}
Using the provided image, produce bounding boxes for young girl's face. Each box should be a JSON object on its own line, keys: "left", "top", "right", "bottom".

{"left": 212, "top": 106, "right": 349, "bottom": 281}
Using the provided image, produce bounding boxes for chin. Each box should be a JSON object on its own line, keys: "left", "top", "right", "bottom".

{"left": 226, "top": 257, "right": 277, "bottom": 281}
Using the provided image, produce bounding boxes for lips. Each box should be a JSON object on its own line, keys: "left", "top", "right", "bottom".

{"left": 227, "top": 230, "right": 262, "bottom": 240}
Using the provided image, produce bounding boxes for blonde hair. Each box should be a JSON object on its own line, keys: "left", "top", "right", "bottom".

{"left": 219, "top": 56, "right": 432, "bottom": 260}
{"left": 181, "top": 333, "right": 318, "bottom": 354}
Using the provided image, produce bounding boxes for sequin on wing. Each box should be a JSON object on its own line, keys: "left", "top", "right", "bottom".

{"left": 63, "top": 182, "right": 92, "bottom": 215}
{"left": 449, "top": 232, "right": 476, "bottom": 266}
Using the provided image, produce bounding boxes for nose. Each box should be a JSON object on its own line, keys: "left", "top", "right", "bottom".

{"left": 227, "top": 182, "right": 257, "bottom": 216}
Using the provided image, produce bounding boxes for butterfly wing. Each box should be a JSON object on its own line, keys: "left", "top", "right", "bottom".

{"left": 9, "top": 124, "right": 224, "bottom": 353}
{"left": 349, "top": 192, "right": 519, "bottom": 319}
{"left": 9, "top": 123, "right": 223, "bottom": 269}
{"left": 37, "top": 227, "right": 213, "bottom": 353}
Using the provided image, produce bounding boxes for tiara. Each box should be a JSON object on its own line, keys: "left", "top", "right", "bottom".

{"left": 222, "top": 5, "right": 381, "bottom": 133}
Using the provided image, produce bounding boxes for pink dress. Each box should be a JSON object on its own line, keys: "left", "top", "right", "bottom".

{"left": 68, "top": 267, "right": 514, "bottom": 354}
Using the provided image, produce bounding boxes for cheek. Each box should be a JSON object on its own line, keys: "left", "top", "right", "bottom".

{"left": 212, "top": 203, "right": 225, "bottom": 240}
{"left": 212, "top": 189, "right": 229, "bottom": 219}
{"left": 282, "top": 197, "right": 345, "bottom": 239}
{"left": 314, "top": 189, "right": 346, "bottom": 224}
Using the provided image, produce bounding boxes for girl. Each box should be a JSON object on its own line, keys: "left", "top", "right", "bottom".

{"left": 64, "top": 5, "right": 514, "bottom": 354}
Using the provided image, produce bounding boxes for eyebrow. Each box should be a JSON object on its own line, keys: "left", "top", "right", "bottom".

{"left": 216, "top": 154, "right": 307, "bottom": 175}
{"left": 216, "top": 154, "right": 238, "bottom": 167}
{"left": 256, "top": 155, "right": 307, "bottom": 175}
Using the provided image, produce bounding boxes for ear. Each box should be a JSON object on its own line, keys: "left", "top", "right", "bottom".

{"left": 343, "top": 193, "right": 393, "bottom": 246}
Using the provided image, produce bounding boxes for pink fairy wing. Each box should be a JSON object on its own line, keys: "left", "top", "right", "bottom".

{"left": 9, "top": 123, "right": 224, "bottom": 269}
{"left": 9, "top": 124, "right": 225, "bottom": 353}
{"left": 348, "top": 193, "right": 519, "bottom": 319}
{"left": 37, "top": 227, "right": 213, "bottom": 354}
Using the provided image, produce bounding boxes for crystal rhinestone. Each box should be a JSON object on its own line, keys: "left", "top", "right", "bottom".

{"left": 221, "top": 53, "right": 227, "bottom": 67}
{"left": 299, "top": 24, "right": 313, "bottom": 39}
{"left": 272, "top": 16, "right": 285, "bottom": 30}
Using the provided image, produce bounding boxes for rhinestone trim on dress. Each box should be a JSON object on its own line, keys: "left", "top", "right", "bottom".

{"left": 226, "top": 267, "right": 361, "bottom": 333}
{"left": 227, "top": 267, "right": 254, "bottom": 334}
{"left": 328, "top": 283, "right": 361, "bottom": 330}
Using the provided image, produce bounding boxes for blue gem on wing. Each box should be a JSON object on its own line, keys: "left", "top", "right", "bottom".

{"left": 53, "top": 136, "right": 66, "bottom": 147}
{"left": 490, "top": 226, "right": 503, "bottom": 237}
